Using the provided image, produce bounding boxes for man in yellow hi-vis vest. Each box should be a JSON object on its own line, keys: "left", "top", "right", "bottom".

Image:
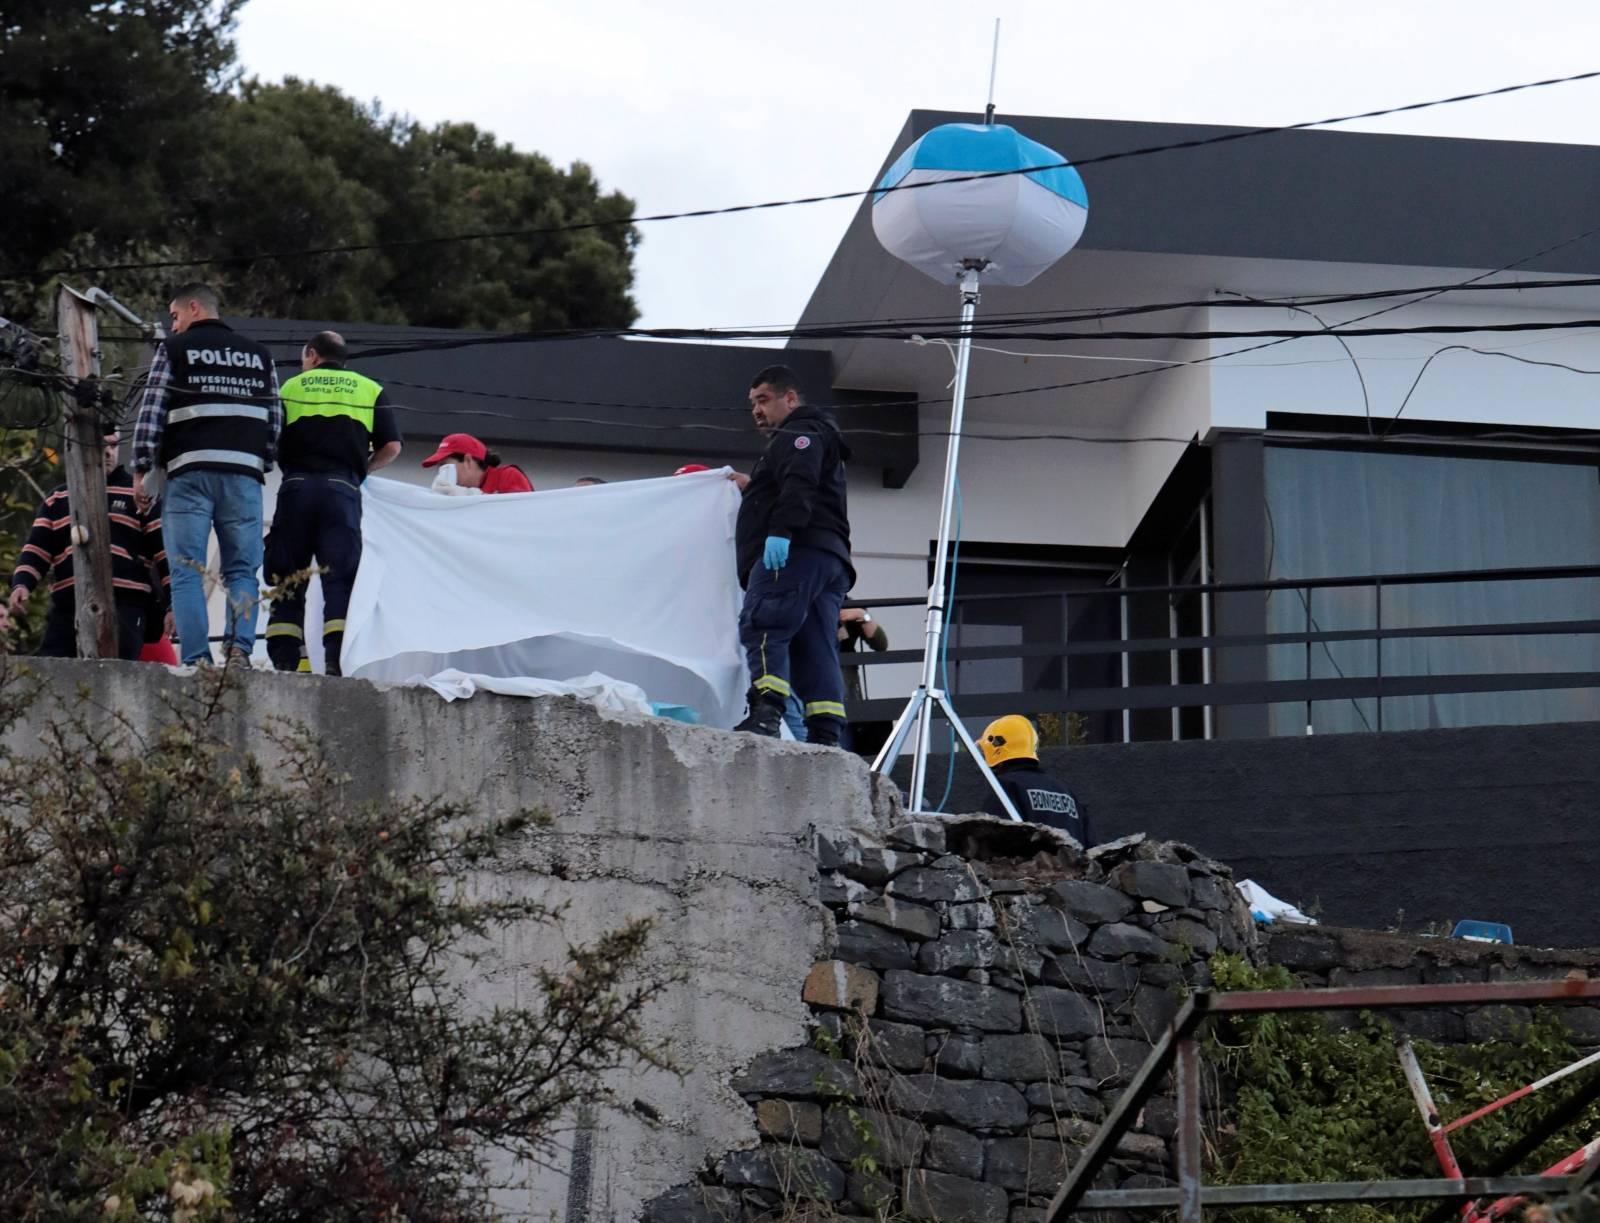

{"left": 265, "top": 331, "right": 402, "bottom": 675}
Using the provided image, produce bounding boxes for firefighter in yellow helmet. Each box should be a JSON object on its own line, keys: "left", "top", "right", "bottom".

{"left": 980, "top": 715, "right": 1087, "bottom": 844}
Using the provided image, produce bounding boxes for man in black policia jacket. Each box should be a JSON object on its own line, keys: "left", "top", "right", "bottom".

{"left": 0, "top": 432, "right": 170, "bottom": 658}
{"left": 733, "top": 365, "right": 854, "bottom": 746}
{"left": 264, "top": 330, "right": 402, "bottom": 676}
{"left": 133, "top": 283, "right": 280, "bottom": 667}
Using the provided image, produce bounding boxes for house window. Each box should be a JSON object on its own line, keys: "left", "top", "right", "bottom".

{"left": 1263, "top": 444, "right": 1600, "bottom": 733}
{"left": 939, "top": 547, "right": 1122, "bottom": 744}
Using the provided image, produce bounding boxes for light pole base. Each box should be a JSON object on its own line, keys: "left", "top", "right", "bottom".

{"left": 872, "top": 686, "right": 1023, "bottom": 821}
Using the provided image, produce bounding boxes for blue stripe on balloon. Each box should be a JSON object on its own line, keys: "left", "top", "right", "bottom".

{"left": 875, "top": 123, "right": 1088, "bottom": 208}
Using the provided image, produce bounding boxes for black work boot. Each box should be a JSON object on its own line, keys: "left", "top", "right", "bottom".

{"left": 323, "top": 632, "right": 344, "bottom": 678}
{"left": 266, "top": 637, "right": 303, "bottom": 673}
{"left": 804, "top": 718, "right": 842, "bottom": 748}
{"left": 734, "top": 688, "right": 785, "bottom": 737}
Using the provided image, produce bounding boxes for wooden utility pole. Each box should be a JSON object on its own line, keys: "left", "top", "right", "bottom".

{"left": 54, "top": 286, "right": 117, "bottom": 659}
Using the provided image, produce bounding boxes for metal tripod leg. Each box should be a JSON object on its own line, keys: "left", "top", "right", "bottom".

{"left": 872, "top": 685, "right": 1024, "bottom": 823}
{"left": 872, "top": 686, "right": 926, "bottom": 776}
{"left": 935, "top": 689, "right": 1024, "bottom": 822}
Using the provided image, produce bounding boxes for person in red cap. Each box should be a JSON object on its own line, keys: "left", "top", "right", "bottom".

{"left": 420, "top": 433, "right": 533, "bottom": 494}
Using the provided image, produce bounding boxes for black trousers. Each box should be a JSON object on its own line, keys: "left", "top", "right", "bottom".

{"left": 264, "top": 471, "right": 362, "bottom": 675}
{"left": 37, "top": 597, "right": 145, "bottom": 660}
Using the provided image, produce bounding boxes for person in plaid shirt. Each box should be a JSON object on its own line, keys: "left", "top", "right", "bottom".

{"left": 0, "top": 433, "right": 171, "bottom": 659}
{"left": 131, "top": 283, "right": 279, "bottom": 666}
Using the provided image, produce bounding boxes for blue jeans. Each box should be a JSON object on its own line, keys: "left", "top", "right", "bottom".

{"left": 161, "top": 470, "right": 264, "bottom": 664}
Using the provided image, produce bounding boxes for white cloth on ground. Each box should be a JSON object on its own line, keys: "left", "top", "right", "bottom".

{"left": 397, "top": 668, "right": 654, "bottom": 714}
{"left": 1237, "top": 879, "right": 1317, "bottom": 925}
{"left": 341, "top": 470, "right": 748, "bottom": 726}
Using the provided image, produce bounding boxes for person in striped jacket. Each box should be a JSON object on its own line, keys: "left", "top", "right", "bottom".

{"left": 0, "top": 433, "right": 171, "bottom": 659}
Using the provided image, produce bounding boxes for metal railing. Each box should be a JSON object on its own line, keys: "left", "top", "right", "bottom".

{"left": 1047, "top": 978, "right": 1600, "bottom": 1220}
{"left": 843, "top": 562, "right": 1600, "bottom": 737}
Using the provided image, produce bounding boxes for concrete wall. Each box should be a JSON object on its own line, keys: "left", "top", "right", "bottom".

{"left": 6, "top": 659, "right": 895, "bottom": 1221}
{"left": 902, "top": 717, "right": 1600, "bottom": 950}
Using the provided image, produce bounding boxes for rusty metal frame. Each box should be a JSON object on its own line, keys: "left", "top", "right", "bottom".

{"left": 1045, "top": 979, "right": 1600, "bottom": 1221}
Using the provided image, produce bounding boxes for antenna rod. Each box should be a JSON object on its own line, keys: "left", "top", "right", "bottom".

{"left": 984, "top": 18, "right": 1001, "bottom": 124}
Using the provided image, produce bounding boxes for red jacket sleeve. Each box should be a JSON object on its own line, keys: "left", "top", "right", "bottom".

{"left": 484, "top": 465, "right": 534, "bottom": 494}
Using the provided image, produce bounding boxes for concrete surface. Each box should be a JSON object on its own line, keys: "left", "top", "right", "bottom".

{"left": 4, "top": 658, "right": 896, "bottom": 1221}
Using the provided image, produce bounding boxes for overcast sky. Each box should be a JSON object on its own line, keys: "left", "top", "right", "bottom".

{"left": 235, "top": 1, "right": 1600, "bottom": 330}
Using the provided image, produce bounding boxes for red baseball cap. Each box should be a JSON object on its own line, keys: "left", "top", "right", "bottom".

{"left": 674, "top": 463, "right": 711, "bottom": 476}
{"left": 421, "top": 432, "right": 488, "bottom": 468}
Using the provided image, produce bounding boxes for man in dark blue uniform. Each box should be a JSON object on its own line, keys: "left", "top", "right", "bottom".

{"left": 980, "top": 715, "right": 1088, "bottom": 845}
{"left": 264, "top": 331, "right": 402, "bottom": 675}
{"left": 732, "top": 366, "right": 854, "bottom": 747}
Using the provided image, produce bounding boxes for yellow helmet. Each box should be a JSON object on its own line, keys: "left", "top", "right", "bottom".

{"left": 981, "top": 715, "right": 1039, "bottom": 768}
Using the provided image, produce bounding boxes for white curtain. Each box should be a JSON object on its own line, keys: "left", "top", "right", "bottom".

{"left": 342, "top": 471, "right": 749, "bottom": 727}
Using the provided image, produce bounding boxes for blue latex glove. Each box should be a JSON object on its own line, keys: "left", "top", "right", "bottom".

{"left": 763, "top": 535, "right": 790, "bottom": 570}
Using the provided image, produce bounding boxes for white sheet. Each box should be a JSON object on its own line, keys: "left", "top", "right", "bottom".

{"left": 397, "top": 668, "right": 655, "bottom": 714}
{"left": 341, "top": 470, "right": 749, "bottom": 727}
{"left": 1237, "top": 880, "right": 1317, "bottom": 925}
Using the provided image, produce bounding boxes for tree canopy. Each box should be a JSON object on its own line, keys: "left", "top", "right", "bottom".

{"left": 1, "top": 2, "right": 639, "bottom": 332}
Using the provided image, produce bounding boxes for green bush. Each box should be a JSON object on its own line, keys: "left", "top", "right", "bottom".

{"left": 0, "top": 667, "right": 669, "bottom": 1219}
{"left": 1205, "top": 954, "right": 1600, "bottom": 1222}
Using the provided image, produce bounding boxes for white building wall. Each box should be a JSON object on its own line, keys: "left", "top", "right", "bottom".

{"left": 1119, "top": 335, "right": 1214, "bottom": 534}
{"left": 1207, "top": 298, "right": 1600, "bottom": 432}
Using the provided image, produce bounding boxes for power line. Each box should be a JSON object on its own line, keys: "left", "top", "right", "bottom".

{"left": 1380, "top": 345, "right": 1600, "bottom": 439}
{"left": 44, "top": 332, "right": 1600, "bottom": 448}
{"left": 19, "top": 206, "right": 1600, "bottom": 448}
{"left": 60, "top": 323, "right": 1600, "bottom": 428}
{"left": 7, "top": 66, "right": 1599, "bottom": 281}
{"left": 78, "top": 269, "right": 1600, "bottom": 353}
{"left": 907, "top": 215, "right": 1600, "bottom": 413}
{"left": 329, "top": 314, "right": 1600, "bottom": 366}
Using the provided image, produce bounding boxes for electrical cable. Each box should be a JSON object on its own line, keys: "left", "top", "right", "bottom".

{"left": 321, "top": 312, "right": 1600, "bottom": 361}
{"left": 55, "top": 368, "right": 1201, "bottom": 443}
{"left": 1219, "top": 291, "right": 1373, "bottom": 433}
{"left": 904, "top": 215, "right": 1600, "bottom": 414}
{"left": 1379, "top": 345, "right": 1600, "bottom": 439}
{"left": 7, "top": 65, "right": 1598, "bottom": 281}
{"left": 58, "top": 346, "right": 1600, "bottom": 446}
{"left": 76, "top": 266, "right": 1600, "bottom": 357}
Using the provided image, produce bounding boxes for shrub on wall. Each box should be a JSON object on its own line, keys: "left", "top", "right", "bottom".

{"left": 0, "top": 666, "right": 670, "bottom": 1219}
{"left": 1205, "top": 954, "right": 1600, "bottom": 1222}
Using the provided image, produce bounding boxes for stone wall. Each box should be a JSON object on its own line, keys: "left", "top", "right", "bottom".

{"left": 1265, "top": 924, "right": 1600, "bottom": 1044}
{"left": 644, "top": 821, "right": 1257, "bottom": 1223}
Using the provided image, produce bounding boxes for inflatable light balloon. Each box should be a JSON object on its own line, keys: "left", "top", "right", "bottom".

{"left": 871, "top": 123, "right": 1088, "bottom": 286}
{"left": 866, "top": 122, "right": 1089, "bottom": 819}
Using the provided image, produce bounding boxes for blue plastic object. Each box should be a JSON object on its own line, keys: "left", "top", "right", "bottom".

{"left": 1452, "top": 919, "right": 1514, "bottom": 945}
{"left": 649, "top": 702, "right": 700, "bottom": 725}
